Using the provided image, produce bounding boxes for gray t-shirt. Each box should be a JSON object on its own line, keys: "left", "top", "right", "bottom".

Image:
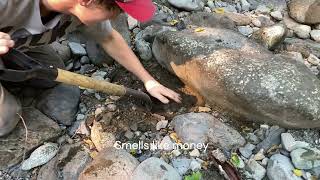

{"left": 0, "top": 0, "right": 113, "bottom": 51}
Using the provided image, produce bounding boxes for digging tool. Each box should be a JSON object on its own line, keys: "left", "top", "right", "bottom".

{"left": 0, "top": 49, "right": 152, "bottom": 106}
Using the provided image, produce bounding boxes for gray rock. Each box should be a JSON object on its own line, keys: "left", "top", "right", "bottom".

{"left": 311, "top": 30, "right": 320, "bottom": 42}
{"left": 247, "top": 133, "right": 260, "bottom": 144}
{"left": 135, "top": 39, "right": 152, "bottom": 61}
{"left": 171, "top": 158, "right": 192, "bottom": 175}
{"left": 246, "top": 159, "right": 267, "bottom": 180}
{"left": 190, "top": 159, "right": 202, "bottom": 171}
{"left": 62, "top": 150, "right": 92, "bottom": 180}
{"left": 80, "top": 147, "right": 139, "bottom": 180}
{"left": 281, "top": 133, "right": 296, "bottom": 152}
{"left": 240, "top": 0, "right": 251, "bottom": 11}
{"left": 127, "top": 15, "right": 138, "bottom": 30}
{"left": 225, "top": 12, "right": 252, "bottom": 26}
{"left": 204, "top": 7, "right": 212, "bottom": 13}
{"left": 281, "top": 38, "right": 320, "bottom": 58}
{"left": 256, "top": 5, "right": 271, "bottom": 14}
{"left": 159, "top": 136, "right": 174, "bottom": 151}
{"left": 0, "top": 108, "right": 62, "bottom": 170}
{"left": 238, "top": 25, "right": 254, "bottom": 36}
{"left": 168, "top": 0, "right": 203, "bottom": 11}
{"left": 156, "top": 120, "right": 168, "bottom": 130}
{"left": 225, "top": 5, "right": 237, "bottom": 13}
{"left": 21, "top": 143, "right": 59, "bottom": 170}
{"left": 280, "top": 51, "right": 304, "bottom": 64}
{"left": 132, "top": 157, "right": 181, "bottom": 180}
{"left": 80, "top": 56, "right": 90, "bottom": 64}
{"left": 68, "top": 42, "right": 86, "bottom": 56}
{"left": 307, "top": 54, "right": 320, "bottom": 66}
{"left": 124, "top": 130, "right": 134, "bottom": 139}
{"left": 267, "top": 154, "right": 302, "bottom": 180}
{"left": 255, "top": 127, "right": 285, "bottom": 153}
{"left": 36, "top": 84, "right": 80, "bottom": 126}
{"left": 293, "top": 25, "right": 311, "bottom": 39}
{"left": 212, "top": 149, "right": 227, "bottom": 162}
{"left": 252, "top": 19, "right": 262, "bottom": 27}
{"left": 288, "top": 0, "right": 320, "bottom": 25}
{"left": 153, "top": 26, "right": 320, "bottom": 128}
{"left": 207, "top": 0, "right": 215, "bottom": 9}
{"left": 257, "top": 15, "right": 275, "bottom": 27}
{"left": 184, "top": 12, "right": 236, "bottom": 30}
{"left": 291, "top": 147, "right": 320, "bottom": 170}
{"left": 251, "top": 23, "right": 287, "bottom": 50}
{"left": 239, "top": 143, "right": 256, "bottom": 159}
{"left": 311, "top": 166, "right": 320, "bottom": 178}
{"left": 50, "top": 42, "right": 71, "bottom": 64}
{"left": 171, "top": 113, "right": 245, "bottom": 150}
{"left": 270, "top": 11, "right": 283, "bottom": 21}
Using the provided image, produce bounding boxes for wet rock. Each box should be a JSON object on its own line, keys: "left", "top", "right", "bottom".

{"left": 311, "top": 30, "right": 320, "bottom": 42}
{"left": 281, "top": 38, "right": 320, "bottom": 58}
{"left": 0, "top": 108, "right": 62, "bottom": 170}
{"left": 239, "top": 143, "right": 256, "bottom": 159}
{"left": 172, "top": 158, "right": 192, "bottom": 175}
{"left": 91, "top": 120, "right": 116, "bottom": 151}
{"left": 238, "top": 25, "right": 253, "bottom": 36}
{"left": 267, "top": 154, "right": 302, "bottom": 180}
{"left": 288, "top": 0, "right": 320, "bottom": 25}
{"left": 270, "top": 11, "right": 283, "bottom": 21}
{"left": 80, "top": 147, "right": 139, "bottom": 180}
{"left": 291, "top": 147, "right": 320, "bottom": 170}
{"left": 132, "top": 157, "right": 181, "bottom": 180}
{"left": 293, "top": 25, "right": 311, "bottom": 39}
{"left": 251, "top": 23, "right": 287, "bottom": 50}
{"left": 153, "top": 26, "right": 320, "bottom": 128}
{"left": 36, "top": 84, "right": 80, "bottom": 126}
{"left": 50, "top": 42, "right": 71, "bottom": 63}
{"left": 254, "top": 127, "right": 285, "bottom": 153}
{"left": 68, "top": 42, "right": 86, "bottom": 56}
{"left": 246, "top": 159, "right": 266, "bottom": 180}
{"left": 21, "top": 143, "right": 59, "bottom": 170}
{"left": 168, "top": 0, "right": 204, "bottom": 11}
{"left": 171, "top": 113, "right": 245, "bottom": 150}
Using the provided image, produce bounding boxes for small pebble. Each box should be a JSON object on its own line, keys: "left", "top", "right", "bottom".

{"left": 125, "top": 130, "right": 134, "bottom": 139}
{"left": 189, "top": 149, "right": 200, "bottom": 157}
{"left": 156, "top": 120, "right": 168, "bottom": 131}
{"left": 172, "top": 149, "right": 181, "bottom": 157}
{"left": 106, "top": 104, "right": 117, "bottom": 112}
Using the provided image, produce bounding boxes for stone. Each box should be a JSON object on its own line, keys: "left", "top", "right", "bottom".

{"left": 153, "top": 26, "right": 320, "bottom": 128}
{"left": 291, "top": 147, "right": 320, "bottom": 170}
{"left": 189, "top": 149, "right": 200, "bottom": 157}
{"left": 159, "top": 136, "right": 174, "bottom": 151}
{"left": 171, "top": 158, "right": 192, "bottom": 175}
{"left": 184, "top": 12, "right": 236, "bottom": 30}
{"left": 76, "top": 114, "right": 85, "bottom": 121}
{"left": 61, "top": 150, "right": 92, "bottom": 180}
{"left": 249, "top": 0, "right": 287, "bottom": 11}
{"left": 256, "top": 5, "right": 271, "bottom": 14}
{"left": 239, "top": 143, "right": 256, "bottom": 159}
{"left": 288, "top": 0, "right": 320, "bottom": 25}
{"left": 156, "top": 120, "right": 168, "bottom": 130}
{"left": 80, "top": 147, "right": 139, "bottom": 180}
{"left": 281, "top": 133, "right": 296, "bottom": 152}
{"left": 21, "top": 143, "right": 59, "bottom": 170}
{"left": 50, "top": 42, "right": 71, "bottom": 63}
{"left": 238, "top": 25, "right": 254, "bottom": 36}
{"left": 246, "top": 159, "right": 267, "bottom": 180}
{"left": 36, "top": 84, "right": 80, "bottom": 126}
{"left": 251, "top": 23, "right": 287, "bottom": 50}
{"left": 204, "top": 7, "right": 211, "bottom": 13}
{"left": 261, "top": 158, "right": 268, "bottom": 166}
{"left": 311, "top": 30, "right": 320, "bottom": 42}
{"left": 270, "top": 11, "right": 283, "bottom": 21}
{"left": 0, "top": 108, "right": 61, "bottom": 170}
{"left": 290, "top": 141, "right": 310, "bottom": 151}
{"left": 132, "top": 157, "right": 181, "bottom": 180}
{"left": 172, "top": 150, "right": 181, "bottom": 157}
{"left": 106, "top": 104, "right": 117, "bottom": 112}
{"left": 311, "top": 166, "right": 320, "bottom": 178}
{"left": 212, "top": 149, "right": 227, "bottom": 163}
{"left": 257, "top": 15, "right": 275, "bottom": 27}
{"left": 190, "top": 159, "right": 202, "bottom": 171}
{"left": 225, "top": 12, "right": 252, "bottom": 26}
{"left": 293, "top": 25, "right": 311, "bottom": 39}
{"left": 252, "top": 19, "right": 262, "bottom": 27}
{"left": 171, "top": 113, "right": 245, "bottom": 150}
{"left": 125, "top": 130, "right": 134, "bottom": 139}
{"left": 254, "top": 127, "right": 285, "bottom": 153}
{"left": 80, "top": 56, "right": 90, "bottom": 64}
{"left": 224, "top": 5, "right": 237, "bottom": 13}
{"left": 281, "top": 38, "right": 320, "bottom": 58}
{"left": 247, "top": 133, "right": 260, "bottom": 145}
{"left": 91, "top": 120, "right": 116, "bottom": 151}
{"left": 135, "top": 38, "right": 153, "bottom": 61}
{"left": 127, "top": 15, "right": 138, "bottom": 30}
{"left": 281, "top": 52, "right": 304, "bottom": 64}
{"left": 267, "top": 154, "right": 302, "bottom": 180}
{"left": 168, "top": 0, "right": 204, "bottom": 11}
{"left": 207, "top": 0, "right": 215, "bottom": 9}
{"left": 254, "top": 149, "right": 265, "bottom": 161}
{"left": 240, "top": 0, "right": 251, "bottom": 11}
{"left": 68, "top": 42, "right": 86, "bottom": 56}
{"left": 307, "top": 54, "right": 320, "bottom": 66}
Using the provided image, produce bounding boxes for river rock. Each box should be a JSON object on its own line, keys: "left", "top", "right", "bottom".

{"left": 281, "top": 38, "right": 320, "bottom": 58}
{"left": 132, "top": 157, "right": 181, "bottom": 180}
{"left": 267, "top": 154, "right": 302, "bottom": 180}
{"left": 184, "top": 12, "right": 236, "bottom": 30}
{"left": 68, "top": 42, "right": 86, "bottom": 56}
{"left": 251, "top": 23, "right": 287, "bottom": 50}
{"left": 171, "top": 158, "right": 192, "bottom": 175}
{"left": 0, "top": 108, "right": 62, "bottom": 170}
{"left": 293, "top": 25, "right": 311, "bottom": 39}
{"left": 50, "top": 42, "right": 71, "bottom": 63}
{"left": 168, "top": 0, "right": 204, "bottom": 11}
{"left": 311, "top": 30, "right": 320, "bottom": 42}
{"left": 254, "top": 126, "right": 285, "bottom": 153}
{"left": 153, "top": 25, "right": 320, "bottom": 128}
{"left": 291, "top": 147, "right": 320, "bottom": 170}
{"left": 246, "top": 159, "right": 266, "bottom": 180}
{"left": 171, "top": 113, "right": 245, "bottom": 150}
{"left": 288, "top": 0, "right": 320, "bottom": 25}
{"left": 36, "top": 84, "right": 80, "bottom": 126}
{"left": 270, "top": 11, "right": 283, "bottom": 21}
{"left": 80, "top": 147, "right": 139, "bottom": 180}
{"left": 91, "top": 120, "right": 116, "bottom": 151}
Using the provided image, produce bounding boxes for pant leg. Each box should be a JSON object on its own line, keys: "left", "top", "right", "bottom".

{"left": 0, "top": 60, "right": 21, "bottom": 137}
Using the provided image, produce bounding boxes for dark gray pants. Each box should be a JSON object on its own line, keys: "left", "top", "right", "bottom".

{"left": 0, "top": 45, "right": 65, "bottom": 137}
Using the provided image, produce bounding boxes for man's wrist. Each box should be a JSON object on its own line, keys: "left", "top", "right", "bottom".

{"left": 144, "top": 80, "right": 161, "bottom": 91}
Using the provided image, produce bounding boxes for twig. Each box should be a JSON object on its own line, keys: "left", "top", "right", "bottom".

{"left": 16, "top": 113, "right": 28, "bottom": 180}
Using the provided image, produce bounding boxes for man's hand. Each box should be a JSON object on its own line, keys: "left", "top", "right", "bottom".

{"left": 0, "top": 32, "right": 14, "bottom": 55}
{"left": 145, "top": 80, "right": 181, "bottom": 104}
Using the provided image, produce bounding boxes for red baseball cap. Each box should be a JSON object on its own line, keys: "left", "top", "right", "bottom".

{"left": 115, "top": 0, "right": 156, "bottom": 22}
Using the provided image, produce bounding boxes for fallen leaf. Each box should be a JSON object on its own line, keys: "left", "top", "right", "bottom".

{"left": 170, "top": 133, "right": 181, "bottom": 143}
{"left": 230, "top": 153, "right": 240, "bottom": 167}
{"left": 198, "top": 106, "right": 211, "bottom": 112}
{"left": 195, "top": 27, "right": 205, "bottom": 32}
{"left": 89, "top": 151, "right": 98, "bottom": 158}
{"left": 214, "top": 8, "right": 225, "bottom": 14}
{"left": 293, "top": 169, "right": 303, "bottom": 177}
{"left": 169, "top": 20, "right": 179, "bottom": 26}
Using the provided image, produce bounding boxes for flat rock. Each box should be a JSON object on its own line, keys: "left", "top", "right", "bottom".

{"left": 68, "top": 42, "right": 86, "bottom": 56}
{"left": 50, "top": 42, "right": 71, "bottom": 64}
{"left": 132, "top": 157, "right": 181, "bottom": 180}
{"left": 291, "top": 147, "right": 320, "bottom": 170}
{"left": 288, "top": 0, "right": 320, "bottom": 25}
{"left": 168, "top": 0, "right": 203, "bottom": 11}
{"left": 292, "top": 25, "right": 311, "bottom": 39}
{"left": 0, "top": 108, "right": 62, "bottom": 170}
{"left": 153, "top": 25, "right": 320, "bottom": 128}
{"left": 281, "top": 38, "right": 320, "bottom": 58}
{"left": 254, "top": 127, "right": 285, "bottom": 153}
{"left": 246, "top": 159, "right": 266, "bottom": 180}
{"left": 225, "top": 12, "right": 252, "bottom": 26}
{"left": 267, "top": 154, "right": 302, "bottom": 180}
{"left": 36, "top": 84, "right": 80, "bottom": 126}
{"left": 171, "top": 158, "right": 192, "bottom": 175}
{"left": 80, "top": 147, "right": 139, "bottom": 180}
{"left": 184, "top": 12, "right": 236, "bottom": 30}
{"left": 171, "top": 113, "right": 245, "bottom": 150}
{"left": 311, "top": 30, "right": 320, "bottom": 42}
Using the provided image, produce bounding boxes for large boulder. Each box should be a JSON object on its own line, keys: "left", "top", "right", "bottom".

{"left": 288, "top": 0, "right": 320, "bottom": 25}
{"left": 153, "top": 26, "right": 320, "bottom": 128}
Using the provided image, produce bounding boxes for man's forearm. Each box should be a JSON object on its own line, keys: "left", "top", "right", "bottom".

{"left": 100, "top": 29, "right": 155, "bottom": 84}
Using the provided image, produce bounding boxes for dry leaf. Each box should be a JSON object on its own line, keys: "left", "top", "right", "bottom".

{"left": 198, "top": 106, "right": 211, "bottom": 112}
{"left": 195, "top": 27, "right": 205, "bottom": 32}
{"left": 214, "top": 8, "right": 225, "bottom": 14}
{"left": 293, "top": 169, "right": 303, "bottom": 177}
{"left": 170, "top": 133, "right": 181, "bottom": 143}
{"left": 169, "top": 20, "right": 179, "bottom": 26}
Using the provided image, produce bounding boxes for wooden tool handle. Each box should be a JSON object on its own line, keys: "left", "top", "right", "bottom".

{"left": 55, "top": 68, "right": 126, "bottom": 96}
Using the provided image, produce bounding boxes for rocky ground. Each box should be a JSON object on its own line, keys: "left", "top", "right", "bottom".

{"left": 1, "top": 0, "right": 320, "bottom": 180}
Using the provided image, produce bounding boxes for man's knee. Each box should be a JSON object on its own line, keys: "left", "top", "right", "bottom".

{"left": 0, "top": 84, "right": 21, "bottom": 137}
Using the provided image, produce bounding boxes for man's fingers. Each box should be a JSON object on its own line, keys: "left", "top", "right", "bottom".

{"left": 0, "top": 39, "right": 14, "bottom": 47}
{"left": 0, "top": 32, "right": 11, "bottom": 40}
{"left": 162, "top": 88, "right": 182, "bottom": 103}
{"left": 0, "top": 46, "right": 9, "bottom": 55}
{"left": 152, "top": 92, "right": 170, "bottom": 104}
